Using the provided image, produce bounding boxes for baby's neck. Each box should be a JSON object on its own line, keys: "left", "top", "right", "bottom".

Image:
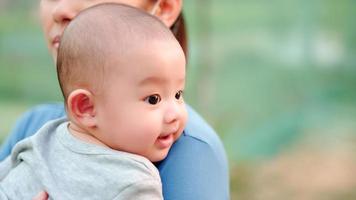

{"left": 68, "top": 122, "right": 108, "bottom": 148}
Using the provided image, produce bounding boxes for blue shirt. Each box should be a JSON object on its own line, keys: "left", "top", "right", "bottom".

{"left": 0, "top": 103, "right": 229, "bottom": 199}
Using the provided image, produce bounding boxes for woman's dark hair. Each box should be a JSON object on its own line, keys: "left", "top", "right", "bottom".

{"left": 171, "top": 13, "right": 187, "bottom": 57}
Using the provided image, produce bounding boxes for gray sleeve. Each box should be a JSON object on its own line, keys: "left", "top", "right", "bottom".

{"left": 0, "top": 187, "right": 9, "bottom": 200}
{"left": 0, "top": 158, "right": 11, "bottom": 200}
{"left": 0, "top": 156, "right": 12, "bottom": 180}
{"left": 113, "top": 179, "right": 163, "bottom": 200}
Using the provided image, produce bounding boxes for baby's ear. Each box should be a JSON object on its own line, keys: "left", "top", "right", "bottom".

{"left": 67, "top": 89, "right": 97, "bottom": 128}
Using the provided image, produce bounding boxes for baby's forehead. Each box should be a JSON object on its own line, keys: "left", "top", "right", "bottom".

{"left": 104, "top": 40, "right": 184, "bottom": 76}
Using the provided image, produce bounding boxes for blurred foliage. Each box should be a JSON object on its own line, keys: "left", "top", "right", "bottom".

{"left": 1, "top": 0, "right": 356, "bottom": 199}
{"left": 185, "top": 0, "right": 356, "bottom": 162}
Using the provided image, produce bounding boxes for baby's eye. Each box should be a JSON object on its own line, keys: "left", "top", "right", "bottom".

{"left": 144, "top": 94, "right": 161, "bottom": 105}
{"left": 175, "top": 90, "right": 184, "bottom": 100}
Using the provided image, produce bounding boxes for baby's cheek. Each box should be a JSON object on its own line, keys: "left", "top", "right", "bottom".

{"left": 183, "top": 107, "right": 188, "bottom": 125}
{"left": 180, "top": 106, "right": 188, "bottom": 129}
{"left": 128, "top": 111, "right": 163, "bottom": 147}
{"left": 175, "top": 107, "right": 188, "bottom": 139}
{"left": 142, "top": 118, "right": 162, "bottom": 139}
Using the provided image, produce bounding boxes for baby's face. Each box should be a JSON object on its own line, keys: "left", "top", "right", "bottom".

{"left": 94, "top": 40, "right": 187, "bottom": 162}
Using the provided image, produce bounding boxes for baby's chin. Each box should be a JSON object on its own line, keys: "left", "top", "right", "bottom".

{"left": 148, "top": 149, "right": 171, "bottom": 163}
{"left": 149, "top": 131, "right": 183, "bottom": 162}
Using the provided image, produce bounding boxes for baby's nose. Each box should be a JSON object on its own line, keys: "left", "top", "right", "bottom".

{"left": 163, "top": 102, "right": 181, "bottom": 124}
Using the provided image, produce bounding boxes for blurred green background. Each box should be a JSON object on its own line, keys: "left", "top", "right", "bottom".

{"left": 1, "top": 0, "right": 356, "bottom": 199}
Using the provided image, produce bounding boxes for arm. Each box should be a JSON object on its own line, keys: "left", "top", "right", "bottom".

{"left": 157, "top": 105, "right": 230, "bottom": 200}
{"left": 0, "top": 188, "right": 9, "bottom": 200}
{"left": 0, "top": 104, "right": 65, "bottom": 161}
{"left": 0, "top": 156, "right": 12, "bottom": 179}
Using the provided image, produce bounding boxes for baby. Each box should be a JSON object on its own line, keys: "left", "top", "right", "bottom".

{"left": 0, "top": 3, "right": 187, "bottom": 199}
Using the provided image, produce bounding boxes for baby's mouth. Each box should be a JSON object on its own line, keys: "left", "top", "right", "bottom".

{"left": 156, "top": 133, "right": 174, "bottom": 148}
{"left": 158, "top": 134, "right": 171, "bottom": 140}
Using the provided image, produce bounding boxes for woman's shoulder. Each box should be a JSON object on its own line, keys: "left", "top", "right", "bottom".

{"left": 184, "top": 105, "right": 227, "bottom": 160}
{"left": 166, "top": 105, "right": 227, "bottom": 167}
{"left": 157, "top": 105, "right": 230, "bottom": 200}
{"left": 26, "top": 103, "right": 65, "bottom": 115}
{"left": 17, "top": 103, "right": 66, "bottom": 136}
{"left": 0, "top": 103, "right": 66, "bottom": 161}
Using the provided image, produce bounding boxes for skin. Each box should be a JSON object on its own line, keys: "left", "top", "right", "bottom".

{"left": 39, "top": 0, "right": 182, "bottom": 62}
{"left": 32, "top": 191, "right": 48, "bottom": 200}
{"left": 68, "top": 40, "right": 188, "bottom": 162}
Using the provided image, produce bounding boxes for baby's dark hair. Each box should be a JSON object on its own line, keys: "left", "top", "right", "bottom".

{"left": 57, "top": 3, "right": 177, "bottom": 100}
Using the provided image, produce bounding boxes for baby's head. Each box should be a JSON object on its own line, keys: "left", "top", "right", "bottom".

{"left": 57, "top": 3, "right": 187, "bottom": 162}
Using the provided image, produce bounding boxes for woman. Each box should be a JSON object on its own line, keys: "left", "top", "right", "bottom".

{"left": 0, "top": 0, "right": 229, "bottom": 199}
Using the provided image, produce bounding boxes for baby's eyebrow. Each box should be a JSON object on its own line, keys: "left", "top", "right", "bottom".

{"left": 138, "top": 76, "right": 166, "bottom": 86}
{"left": 138, "top": 76, "right": 185, "bottom": 87}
